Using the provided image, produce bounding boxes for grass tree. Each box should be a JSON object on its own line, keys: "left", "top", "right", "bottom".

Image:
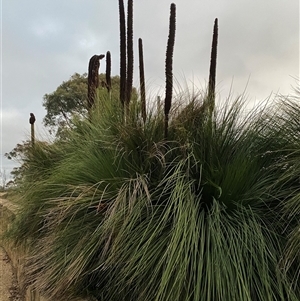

{"left": 6, "top": 2, "right": 300, "bottom": 301}
{"left": 8, "top": 93, "right": 300, "bottom": 301}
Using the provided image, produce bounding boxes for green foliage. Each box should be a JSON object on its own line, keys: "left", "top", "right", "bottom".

{"left": 42, "top": 72, "right": 126, "bottom": 138}
{"left": 43, "top": 73, "right": 87, "bottom": 134}
{"left": 5, "top": 140, "right": 66, "bottom": 187}
{"left": 6, "top": 73, "right": 137, "bottom": 185}
{"left": 7, "top": 90, "right": 300, "bottom": 301}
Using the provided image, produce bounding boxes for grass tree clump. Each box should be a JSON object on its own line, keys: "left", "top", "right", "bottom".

{"left": 7, "top": 93, "right": 300, "bottom": 301}
{"left": 6, "top": 2, "right": 300, "bottom": 301}
{"left": 267, "top": 95, "right": 300, "bottom": 290}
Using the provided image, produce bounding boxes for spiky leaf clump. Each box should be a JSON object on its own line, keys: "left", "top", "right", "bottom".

{"left": 7, "top": 91, "right": 300, "bottom": 301}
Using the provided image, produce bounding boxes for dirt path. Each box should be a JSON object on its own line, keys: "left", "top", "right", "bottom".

{"left": 0, "top": 246, "right": 21, "bottom": 301}
{"left": 0, "top": 193, "right": 18, "bottom": 214}
{"left": 0, "top": 193, "right": 23, "bottom": 301}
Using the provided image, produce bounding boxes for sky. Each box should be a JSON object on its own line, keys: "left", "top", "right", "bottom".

{"left": 1, "top": 0, "right": 299, "bottom": 180}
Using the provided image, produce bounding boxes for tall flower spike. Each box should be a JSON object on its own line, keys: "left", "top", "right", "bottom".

{"left": 106, "top": 51, "right": 112, "bottom": 94}
{"left": 208, "top": 18, "right": 218, "bottom": 115}
{"left": 126, "top": 0, "right": 134, "bottom": 111}
{"left": 138, "top": 38, "right": 146, "bottom": 123}
{"left": 119, "top": 0, "right": 127, "bottom": 107}
{"left": 87, "top": 54, "right": 105, "bottom": 110}
{"left": 164, "top": 3, "right": 176, "bottom": 139}
{"left": 29, "top": 113, "right": 36, "bottom": 146}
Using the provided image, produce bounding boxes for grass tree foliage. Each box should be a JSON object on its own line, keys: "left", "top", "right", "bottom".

{"left": 6, "top": 1, "right": 300, "bottom": 301}
{"left": 8, "top": 92, "right": 300, "bottom": 301}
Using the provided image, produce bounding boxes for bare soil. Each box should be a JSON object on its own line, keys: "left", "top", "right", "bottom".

{"left": 0, "top": 246, "right": 23, "bottom": 301}
{"left": 0, "top": 193, "right": 23, "bottom": 301}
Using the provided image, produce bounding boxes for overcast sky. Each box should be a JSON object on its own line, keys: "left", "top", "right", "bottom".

{"left": 1, "top": 0, "right": 299, "bottom": 178}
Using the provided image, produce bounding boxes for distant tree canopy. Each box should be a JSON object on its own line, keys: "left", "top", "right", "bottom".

{"left": 43, "top": 72, "right": 128, "bottom": 137}
{"left": 43, "top": 73, "right": 87, "bottom": 131}
{"left": 5, "top": 140, "right": 48, "bottom": 185}
{"left": 6, "top": 72, "right": 138, "bottom": 183}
